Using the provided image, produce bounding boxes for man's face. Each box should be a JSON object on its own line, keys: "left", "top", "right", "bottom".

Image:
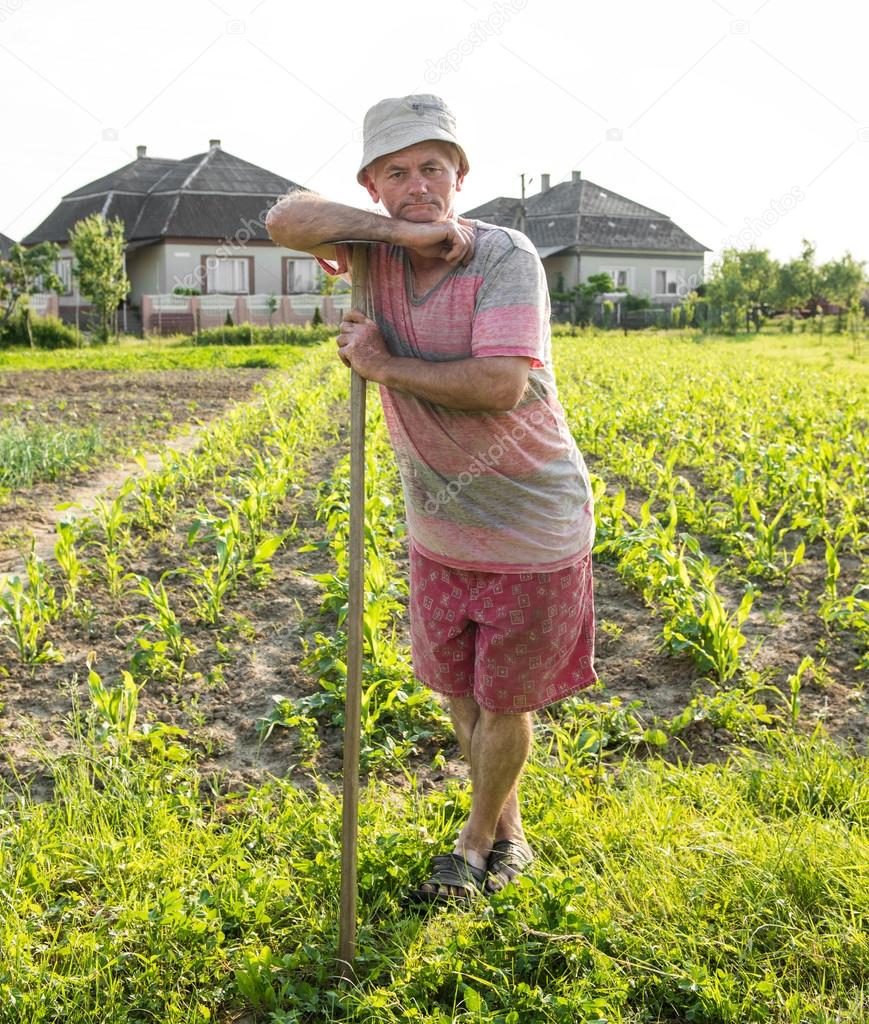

{"left": 362, "top": 141, "right": 464, "bottom": 223}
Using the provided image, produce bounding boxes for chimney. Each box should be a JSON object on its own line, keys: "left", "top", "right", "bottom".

{"left": 572, "top": 170, "right": 582, "bottom": 184}
{"left": 136, "top": 145, "right": 147, "bottom": 158}
{"left": 540, "top": 173, "right": 550, "bottom": 192}
{"left": 209, "top": 138, "right": 221, "bottom": 149}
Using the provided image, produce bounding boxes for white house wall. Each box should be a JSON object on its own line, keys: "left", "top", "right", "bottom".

{"left": 579, "top": 251, "right": 705, "bottom": 301}
{"left": 127, "top": 246, "right": 163, "bottom": 303}
{"left": 50, "top": 242, "right": 321, "bottom": 308}
{"left": 543, "top": 254, "right": 579, "bottom": 292}
{"left": 156, "top": 243, "right": 319, "bottom": 303}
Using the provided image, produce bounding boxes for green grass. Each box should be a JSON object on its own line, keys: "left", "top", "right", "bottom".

{"left": 552, "top": 326, "right": 868, "bottom": 378}
{"left": 0, "top": 728, "right": 866, "bottom": 1023}
{"left": 0, "top": 339, "right": 330, "bottom": 372}
{"left": 1, "top": 328, "right": 863, "bottom": 376}
{"left": 0, "top": 419, "right": 104, "bottom": 489}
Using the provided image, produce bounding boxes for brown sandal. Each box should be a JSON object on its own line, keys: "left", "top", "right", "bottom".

{"left": 485, "top": 839, "right": 535, "bottom": 893}
{"left": 408, "top": 852, "right": 488, "bottom": 907}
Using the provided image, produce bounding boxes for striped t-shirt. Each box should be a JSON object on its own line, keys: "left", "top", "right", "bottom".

{"left": 321, "top": 221, "right": 593, "bottom": 574}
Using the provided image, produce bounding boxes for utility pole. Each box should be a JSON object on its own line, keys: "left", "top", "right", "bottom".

{"left": 516, "top": 173, "right": 532, "bottom": 235}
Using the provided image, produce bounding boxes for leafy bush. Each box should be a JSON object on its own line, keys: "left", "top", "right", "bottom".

{"left": 0, "top": 313, "right": 80, "bottom": 349}
{"left": 191, "top": 323, "right": 336, "bottom": 346}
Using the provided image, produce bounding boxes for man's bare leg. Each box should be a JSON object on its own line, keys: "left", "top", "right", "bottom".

{"left": 420, "top": 695, "right": 532, "bottom": 897}
{"left": 449, "top": 696, "right": 529, "bottom": 842}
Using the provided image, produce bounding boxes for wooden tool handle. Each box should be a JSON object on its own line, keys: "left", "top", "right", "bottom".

{"left": 338, "top": 244, "right": 370, "bottom": 980}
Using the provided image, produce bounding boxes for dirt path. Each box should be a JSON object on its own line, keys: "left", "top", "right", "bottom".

{"left": 0, "top": 420, "right": 208, "bottom": 582}
{"left": 0, "top": 367, "right": 271, "bottom": 576}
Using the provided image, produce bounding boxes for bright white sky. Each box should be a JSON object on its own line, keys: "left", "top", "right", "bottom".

{"left": 1, "top": 0, "right": 867, "bottom": 268}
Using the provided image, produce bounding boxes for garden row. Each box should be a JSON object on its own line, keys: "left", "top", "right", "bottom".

{"left": 556, "top": 335, "right": 867, "bottom": 685}
{"left": 0, "top": 344, "right": 349, "bottom": 760}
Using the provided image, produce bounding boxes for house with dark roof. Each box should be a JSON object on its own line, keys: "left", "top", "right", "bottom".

{"left": 23, "top": 141, "right": 324, "bottom": 325}
{"left": 463, "top": 171, "right": 708, "bottom": 304}
{"left": 0, "top": 232, "right": 16, "bottom": 259}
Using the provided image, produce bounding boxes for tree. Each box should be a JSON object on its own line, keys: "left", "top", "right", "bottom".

{"left": 68, "top": 214, "right": 129, "bottom": 343}
{"left": 704, "top": 249, "right": 748, "bottom": 332}
{"left": 705, "top": 248, "right": 777, "bottom": 332}
{"left": 738, "top": 248, "right": 778, "bottom": 331}
{"left": 571, "top": 272, "right": 613, "bottom": 325}
{"left": 0, "top": 242, "right": 63, "bottom": 338}
{"left": 819, "top": 252, "right": 865, "bottom": 315}
{"left": 775, "top": 239, "right": 818, "bottom": 313}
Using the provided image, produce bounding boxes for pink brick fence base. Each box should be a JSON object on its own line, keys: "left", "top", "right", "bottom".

{"left": 141, "top": 295, "right": 345, "bottom": 336}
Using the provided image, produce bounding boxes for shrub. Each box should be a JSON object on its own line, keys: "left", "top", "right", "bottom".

{"left": 191, "top": 323, "right": 335, "bottom": 346}
{"left": 624, "top": 293, "right": 652, "bottom": 311}
{"left": 0, "top": 313, "right": 80, "bottom": 349}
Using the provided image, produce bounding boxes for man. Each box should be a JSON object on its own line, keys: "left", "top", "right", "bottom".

{"left": 266, "top": 94, "right": 596, "bottom": 904}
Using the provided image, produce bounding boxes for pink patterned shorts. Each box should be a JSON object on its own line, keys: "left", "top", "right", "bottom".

{"left": 409, "top": 545, "right": 597, "bottom": 714}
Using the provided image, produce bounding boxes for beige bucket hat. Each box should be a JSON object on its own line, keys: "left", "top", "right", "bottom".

{"left": 357, "top": 94, "right": 470, "bottom": 184}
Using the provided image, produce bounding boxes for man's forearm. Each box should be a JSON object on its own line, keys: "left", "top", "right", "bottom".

{"left": 266, "top": 192, "right": 476, "bottom": 265}
{"left": 265, "top": 192, "right": 405, "bottom": 252}
{"left": 378, "top": 355, "right": 528, "bottom": 413}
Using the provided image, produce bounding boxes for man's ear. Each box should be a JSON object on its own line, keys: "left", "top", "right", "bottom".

{"left": 455, "top": 170, "right": 465, "bottom": 193}
{"left": 361, "top": 169, "right": 380, "bottom": 205}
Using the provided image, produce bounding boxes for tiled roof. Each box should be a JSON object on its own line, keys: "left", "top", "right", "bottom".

{"left": 463, "top": 196, "right": 523, "bottom": 228}
{"left": 579, "top": 214, "right": 705, "bottom": 251}
{"left": 23, "top": 146, "right": 305, "bottom": 246}
{"left": 464, "top": 176, "right": 708, "bottom": 253}
{"left": 0, "top": 231, "right": 16, "bottom": 257}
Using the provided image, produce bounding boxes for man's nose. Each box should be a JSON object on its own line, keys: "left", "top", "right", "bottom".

{"left": 408, "top": 174, "right": 429, "bottom": 192}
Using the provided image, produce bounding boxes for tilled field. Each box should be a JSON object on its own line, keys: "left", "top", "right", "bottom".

{"left": 0, "top": 367, "right": 272, "bottom": 549}
{"left": 1, "top": 338, "right": 866, "bottom": 806}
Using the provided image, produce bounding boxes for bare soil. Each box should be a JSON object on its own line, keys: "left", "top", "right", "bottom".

{"left": 0, "top": 368, "right": 271, "bottom": 555}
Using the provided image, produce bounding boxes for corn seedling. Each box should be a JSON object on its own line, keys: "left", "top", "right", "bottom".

{"left": 186, "top": 532, "right": 242, "bottom": 626}
{"left": 0, "top": 572, "right": 62, "bottom": 664}
{"left": 133, "top": 575, "right": 196, "bottom": 681}
{"left": 54, "top": 519, "right": 86, "bottom": 612}
{"left": 86, "top": 654, "right": 188, "bottom": 760}
{"left": 665, "top": 573, "right": 756, "bottom": 683}
{"left": 88, "top": 477, "right": 136, "bottom": 555}
{"left": 783, "top": 655, "right": 816, "bottom": 730}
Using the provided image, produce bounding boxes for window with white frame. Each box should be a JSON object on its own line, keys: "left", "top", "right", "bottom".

{"left": 205, "top": 256, "right": 250, "bottom": 294}
{"left": 55, "top": 257, "right": 74, "bottom": 295}
{"left": 654, "top": 269, "right": 681, "bottom": 296}
{"left": 602, "top": 266, "right": 632, "bottom": 290}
